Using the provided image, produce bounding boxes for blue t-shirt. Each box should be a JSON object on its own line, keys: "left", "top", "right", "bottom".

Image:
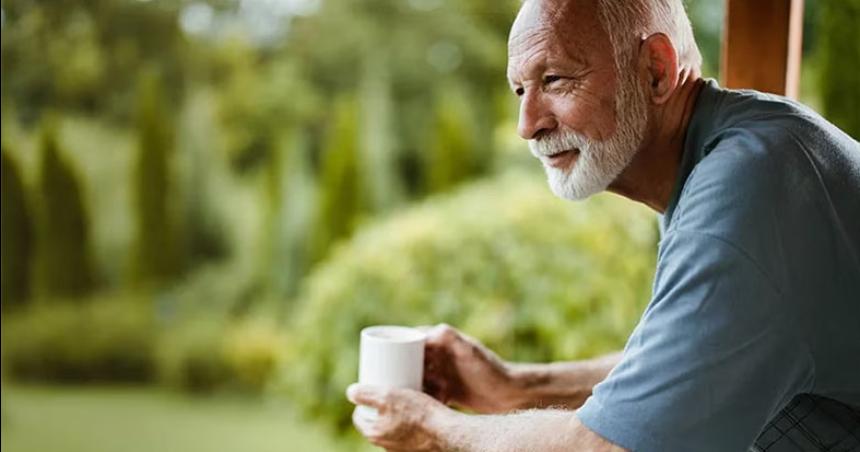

{"left": 577, "top": 80, "right": 860, "bottom": 451}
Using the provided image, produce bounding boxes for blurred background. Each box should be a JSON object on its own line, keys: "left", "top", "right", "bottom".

{"left": 1, "top": 0, "right": 857, "bottom": 451}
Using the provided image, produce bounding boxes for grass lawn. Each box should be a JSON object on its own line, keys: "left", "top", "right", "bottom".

{"left": 1, "top": 385, "right": 370, "bottom": 452}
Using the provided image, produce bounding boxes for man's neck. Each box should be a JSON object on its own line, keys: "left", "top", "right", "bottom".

{"left": 608, "top": 72, "right": 705, "bottom": 214}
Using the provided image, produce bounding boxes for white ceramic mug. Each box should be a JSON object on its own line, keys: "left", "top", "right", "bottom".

{"left": 354, "top": 325, "right": 427, "bottom": 423}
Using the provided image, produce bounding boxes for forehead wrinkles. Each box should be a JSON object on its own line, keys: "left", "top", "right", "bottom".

{"left": 508, "top": 27, "right": 553, "bottom": 78}
{"left": 508, "top": 1, "right": 596, "bottom": 79}
{"left": 508, "top": 0, "right": 559, "bottom": 55}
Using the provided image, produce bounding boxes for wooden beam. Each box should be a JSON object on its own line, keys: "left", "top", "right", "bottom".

{"left": 721, "top": 0, "right": 804, "bottom": 98}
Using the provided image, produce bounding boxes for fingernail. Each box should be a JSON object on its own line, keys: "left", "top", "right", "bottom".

{"left": 346, "top": 383, "right": 359, "bottom": 402}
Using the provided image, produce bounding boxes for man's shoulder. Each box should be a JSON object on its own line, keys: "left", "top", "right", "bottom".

{"left": 708, "top": 85, "right": 834, "bottom": 138}
{"left": 673, "top": 99, "right": 858, "bottom": 234}
{"left": 669, "top": 128, "right": 796, "bottom": 238}
{"left": 663, "top": 117, "right": 824, "bottom": 282}
{"left": 664, "top": 99, "right": 860, "bottom": 295}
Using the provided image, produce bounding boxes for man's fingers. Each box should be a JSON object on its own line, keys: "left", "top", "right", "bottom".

{"left": 422, "top": 375, "right": 449, "bottom": 402}
{"left": 423, "top": 323, "right": 459, "bottom": 344}
{"left": 352, "top": 408, "right": 376, "bottom": 433}
{"left": 424, "top": 324, "right": 477, "bottom": 357}
{"left": 352, "top": 408, "right": 390, "bottom": 448}
{"left": 424, "top": 342, "right": 445, "bottom": 370}
{"left": 346, "top": 383, "right": 385, "bottom": 409}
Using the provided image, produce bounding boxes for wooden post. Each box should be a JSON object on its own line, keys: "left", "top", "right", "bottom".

{"left": 721, "top": 0, "right": 804, "bottom": 98}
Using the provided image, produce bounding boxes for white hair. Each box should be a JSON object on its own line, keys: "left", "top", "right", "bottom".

{"left": 518, "top": 0, "right": 700, "bottom": 201}
{"left": 596, "top": 0, "right": 702, "bottom": 71}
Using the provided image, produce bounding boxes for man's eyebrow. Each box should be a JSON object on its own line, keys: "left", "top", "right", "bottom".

{"left": 507, "top": 56, "right": 548, "bottom": 84}
{"left": 514, "top": 50, "right": 588, "bottom": 79}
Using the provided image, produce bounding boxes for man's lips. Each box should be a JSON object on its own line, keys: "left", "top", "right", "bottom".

{"left": 545, "top": 149, "right": 579, "bottom": 169}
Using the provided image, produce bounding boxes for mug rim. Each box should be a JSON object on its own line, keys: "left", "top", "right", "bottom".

{"left": 361, "top": 325, "right": 426, "bottom": 344}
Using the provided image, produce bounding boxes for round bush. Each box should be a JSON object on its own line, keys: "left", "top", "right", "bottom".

{"left": 223, "top": 319, "right": 286, "bottom": 393}
{"left": 156, "top": 317, "right": 286, "bottom": 395}
{"left": 2, "top": 295, "right": 156, "bottom": 383}
{"left": 156, "top": 319, "right": 230, "bottom": 394}
{"left": 282, "top": 170, "right": 658, "bottom": 431}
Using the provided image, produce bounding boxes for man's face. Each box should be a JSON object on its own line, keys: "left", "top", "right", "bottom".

{"left": 507, "top": 0, "right": 649, "bottom": 200}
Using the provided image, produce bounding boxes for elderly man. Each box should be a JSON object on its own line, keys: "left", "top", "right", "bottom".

{"left": 346, "top": 0, "right": 860, "bottom": 450}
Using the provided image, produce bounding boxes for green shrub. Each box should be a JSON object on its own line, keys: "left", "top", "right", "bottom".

{"left": 223, "top": 319, "right": 287, "bottom": 393}
{"left": 2, "top": 295, "right": 156, "bottom": 382}
{"left": 283, "top": 170, "right": 658, "bottom": 431}
{"left": 152, "top": 263, "right": 284, "bottom": 395}
{"left": 156, "top": 319, "right": 230, "bottom": 394}
{"left": 156, "top": 317, "right": 285, "bottom": 395}
{"left": 158, "top": 262, "right": 259, "bottom": 323}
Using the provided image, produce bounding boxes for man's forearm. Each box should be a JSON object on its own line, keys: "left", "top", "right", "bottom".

{"left": 434, "top": 409, "right": 624, "bottom": 452}
{"left": 504, "top": 351, "right": 622, "bottom": 410}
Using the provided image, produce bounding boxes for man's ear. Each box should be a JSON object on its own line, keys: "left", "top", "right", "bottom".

{"left": 638, "top": 33, "right": 679, "bottom": 105}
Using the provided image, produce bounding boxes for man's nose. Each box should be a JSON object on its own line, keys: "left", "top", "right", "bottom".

{"left": 517, "top": 91, "right": 557, "bottom": 140}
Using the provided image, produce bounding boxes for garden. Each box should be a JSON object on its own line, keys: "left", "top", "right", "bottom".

{"left": 1, "top": 0, "right": 857, "bottom": 451}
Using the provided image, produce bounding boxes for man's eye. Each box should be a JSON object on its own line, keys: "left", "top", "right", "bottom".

{"left": 543, "top": 75, "right": 562, "bottom": 84}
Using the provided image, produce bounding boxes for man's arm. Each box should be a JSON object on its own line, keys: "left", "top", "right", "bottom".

{"left": 347, "top": 384, "right": 627, "bottom": 452}
{"left": 422, "top": 323, "right": 621, "bottom": 413}
{"left": 504, "top": 352, "right": 623, "bottom": 410}
{"left": 438, "top": 409, "right": 627, "bottom": 452}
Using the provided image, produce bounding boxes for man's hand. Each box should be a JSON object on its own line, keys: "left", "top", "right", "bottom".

{"left": 346, "top": 382, "right": 626, "bottom": 452}
{"left": 346, "top": 383, "right": 457, "bottom": 452}
{"left": 421, "top": 324, "right": 519, "bottom": 413}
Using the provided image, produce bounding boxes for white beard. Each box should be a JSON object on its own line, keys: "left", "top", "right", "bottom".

{"left": 528, "top": 69, "right": 649, "bottom": 201}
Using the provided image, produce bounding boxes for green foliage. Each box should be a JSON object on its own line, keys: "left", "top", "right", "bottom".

{"left": 1, "top": 148, "right": 35, "bottom": 307}
{"left": 0, "top": 0, "right": 187, "bottom": 122}
{"left": 819, "top": 0, "right": 860, "bottom": 138}
{"left": 156, "top": 319, "right": 231, "bottom": 394}
{"left": 685, "top": 0, "right": 724, "bottom": 78}
{"left": 311, "top": 97, "right": 367, "bottom": 264}
{"left": 130, "top": 72, "right": 180, "bottom": 288}
{"left": 151, "top": 263, "right": 287, "bottom": 394}
{"left": 35, "top": 126, "right": 96, "bottom": 298}
{"left": 214, "top": 40, "right": 318, "bottom": 173}
{"left": 156, "top": 317, "right": 286, "bottom": 395}
{"left": 223, "top": 319, "right": 287, "bottom": 393}
{"left": 284, "top": 171, "right": 658, "bottom": 431}
{"left": 162, "top": 262, "right": 259, "bottom": 322}
{"left": 1, "top": 262, "right": 284, "bottom": 392}
{"left": 288, "top": 0, "right": 514, "bottom": 198}
{"left": 426, "top": 90, "right": 482, "bottom": 193}
{"left": 2, "top": 295, "right": 156, "bottom": 382}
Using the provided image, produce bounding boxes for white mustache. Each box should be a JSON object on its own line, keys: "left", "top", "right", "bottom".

{"left": 528, "top": 130, "right": 592, "bottom": 158}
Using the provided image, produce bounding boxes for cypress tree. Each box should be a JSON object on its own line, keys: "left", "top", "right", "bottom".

{"left": 310, "top": 96, "right": 365, "bottom": 264}
{"left": 1, "top": 147, "right": 35, "bottom": 307}
{"left": 426, "top": 92, "right": 477, "bottom": 194}
{"left": 36, "top": 127, "right": 95, "bottom": 298}
{"left": 130, "top": 71, "right": 180, "bottom": 288}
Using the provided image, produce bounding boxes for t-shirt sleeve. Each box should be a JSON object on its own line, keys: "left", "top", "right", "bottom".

{"left": 577, "top": 229, "right": 815, "bottom": 452}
